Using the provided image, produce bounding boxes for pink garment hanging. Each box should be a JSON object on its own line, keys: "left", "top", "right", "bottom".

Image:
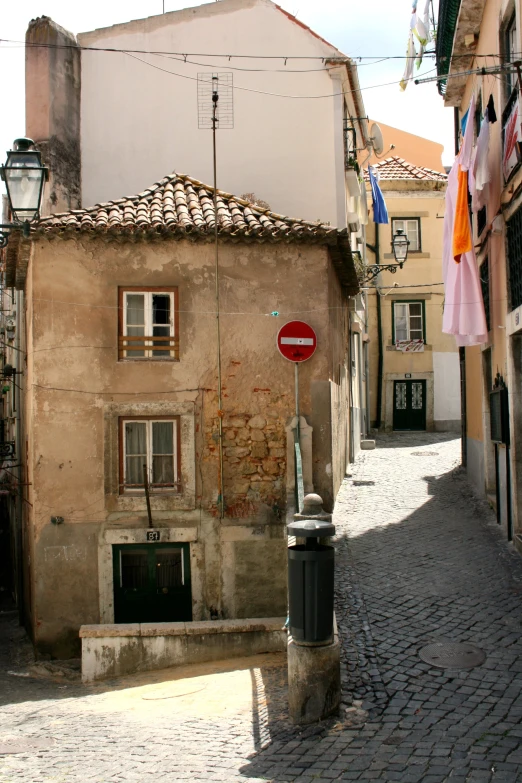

{"left": 442, "top": 96, "right": 488, "bottom": 346}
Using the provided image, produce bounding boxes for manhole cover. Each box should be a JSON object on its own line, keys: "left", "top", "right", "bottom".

{"left": 0, "top": 738, "right": 54, "bottom": 755}
{"left": 419, "top": 642, "right": 486, "bottom": 669}
{"left": 411, "top": 452, "right": 439, "bottom": 457}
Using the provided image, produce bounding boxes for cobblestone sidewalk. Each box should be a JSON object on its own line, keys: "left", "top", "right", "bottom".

{"left": 2, "top": 434, "right": 522, "bottom": 782}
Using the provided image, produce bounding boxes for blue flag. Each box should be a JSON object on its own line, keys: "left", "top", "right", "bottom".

{"left": 368, "top": 166, "right": 389, "bottom": 224}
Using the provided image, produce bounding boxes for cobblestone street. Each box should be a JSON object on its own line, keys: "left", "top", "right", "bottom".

{"left": 2, "top": 434, "right": 522, "bottom": 782}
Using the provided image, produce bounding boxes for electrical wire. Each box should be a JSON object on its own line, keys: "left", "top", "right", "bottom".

{"left": 0, "top": 38, "right": 514, "bottom": 62}
{"left": 124, "top": 50, "right": 438, "bottom": 98}
{"left": 32, "top": 383, "right": 208, "bottom": 395}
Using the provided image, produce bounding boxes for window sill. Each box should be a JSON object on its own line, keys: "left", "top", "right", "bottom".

{"left": 118, "top": 358, "right": 180, "bottom": 362}
{"left": 107, "top": 493, "right": 196, "bottom": 512}
{"left": 121, "top": 491, "right": 180, "bottom": 497}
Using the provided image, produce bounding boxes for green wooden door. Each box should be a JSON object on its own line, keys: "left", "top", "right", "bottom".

{"left": 113, "top": 543, "right": 192, "bottom": 624}
{"left": 393, "top": 380, "right": 426, "bottom": 431}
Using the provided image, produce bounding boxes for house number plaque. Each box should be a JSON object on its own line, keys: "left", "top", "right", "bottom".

{"left": 146, "top": 531, "right": 161, "bottom": 542}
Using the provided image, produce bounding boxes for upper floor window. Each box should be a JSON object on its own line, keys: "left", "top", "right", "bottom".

{"left": 392, "top": 218, "right": 421, "bottom": 252}
{"left": 120, "top": 417, "right": 180, "bottom": 494}
{"left": 119, "top": 287, "right": 179, "bottom": 360}
{"left": 393, "top": 301, "right": 425, "bottom": 344}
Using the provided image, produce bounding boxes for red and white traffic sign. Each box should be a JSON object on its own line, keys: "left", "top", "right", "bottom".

{"left": 277, "top": 321, "right": 317, "bottom": 363}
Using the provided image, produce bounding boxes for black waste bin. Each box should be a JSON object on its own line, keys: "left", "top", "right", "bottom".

{"left": 287, "top": 518, "right": 335, "bottom": 644}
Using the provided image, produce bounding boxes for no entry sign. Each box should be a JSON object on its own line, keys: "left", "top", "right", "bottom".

{"left": 277, "top": 320, "right": 317, "bottom": 363}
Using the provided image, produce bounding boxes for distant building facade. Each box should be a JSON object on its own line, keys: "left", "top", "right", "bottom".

{"left": 365, "top": 156, "right": 459, "bottom": 432}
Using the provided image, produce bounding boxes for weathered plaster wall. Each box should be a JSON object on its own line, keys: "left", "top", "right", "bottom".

{"left": 26, "top": 17, "right": 81, "bottom": 214}
{"left": 25, "top": 235, "right": 342, "bottom": 654}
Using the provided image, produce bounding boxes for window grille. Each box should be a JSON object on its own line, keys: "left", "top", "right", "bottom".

{"left": 480, "top": 257, "right": 490, "bottom": 332}
{"left": 507, "top": 206, "right": 522, "bottom": 311}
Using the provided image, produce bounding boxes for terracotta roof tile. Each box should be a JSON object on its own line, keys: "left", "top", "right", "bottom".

{"left": 363, "top": 156, "right": 447, "bottom": 182}
{"left": 36, "top": 172, "right": 339, "bottom": 245}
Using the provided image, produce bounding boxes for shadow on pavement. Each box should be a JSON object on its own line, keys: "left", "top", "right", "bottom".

{"left": 239, "top": 452, "right": 522, "bottom": 781}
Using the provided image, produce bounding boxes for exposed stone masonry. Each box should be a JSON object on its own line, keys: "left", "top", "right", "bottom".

{"left": 206, "top": 410, "right": 287, "bottom": 517}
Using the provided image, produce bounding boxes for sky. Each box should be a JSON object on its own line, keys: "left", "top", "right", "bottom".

{"left": 0, "top": 0, "right": 455, "bottom": 178}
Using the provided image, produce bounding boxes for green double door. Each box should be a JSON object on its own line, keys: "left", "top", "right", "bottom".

{"left": 113, "top": 543, "right": 192, "bottom": 624}
{"left": 393, "top": 380, "right": 426, "bottom": 431}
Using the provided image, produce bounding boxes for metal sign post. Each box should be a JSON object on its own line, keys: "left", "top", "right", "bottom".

{"left": 277, "top": 320, "right": 317, "bottom": 444}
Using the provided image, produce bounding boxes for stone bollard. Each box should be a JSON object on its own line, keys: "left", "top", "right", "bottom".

{"left": 287, "top": 493, "right": 341, "bottom": 725}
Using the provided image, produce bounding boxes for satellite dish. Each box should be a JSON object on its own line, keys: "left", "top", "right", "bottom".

{"left": 370, "top": 123, "right": 384, "bottom": 156}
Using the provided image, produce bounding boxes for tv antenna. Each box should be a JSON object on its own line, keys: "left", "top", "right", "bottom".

{"left": 197, "top": 72, "right": 234, "bottom": 520}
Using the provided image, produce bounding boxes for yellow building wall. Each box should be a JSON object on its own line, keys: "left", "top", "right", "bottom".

{"left": 367, "top": 178, "right": 459, "bottom": 430}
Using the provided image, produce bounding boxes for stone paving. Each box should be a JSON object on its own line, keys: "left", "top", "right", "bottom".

{"left": 2, "top": 434, "right": 522, "bottom": 782}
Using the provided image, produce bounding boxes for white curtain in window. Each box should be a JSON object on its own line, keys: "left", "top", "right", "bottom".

{"left": 152, "top": 421, "right": 175, "bottom": 486}
{"left": 126, "top": 294, "right": 145, "bottom": 357}
{"left": 125, "top": 422, "right": 147, "bottom": 486}
{"left": 395, "top": 304, "right": 408, "bottom": 342}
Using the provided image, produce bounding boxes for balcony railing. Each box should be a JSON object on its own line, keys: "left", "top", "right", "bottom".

{"left": 118, "top": 335, "right": 180, "bottom": 360}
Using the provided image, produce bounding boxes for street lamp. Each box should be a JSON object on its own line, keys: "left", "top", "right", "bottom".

{"left": 0, "top": 138, "right": 48, "bottom": 247}
{"left": 391, "top": 228, "right": 410, "bottom": 266}
{"left": 362, "top": 228, "right": 411, "bottom": 283}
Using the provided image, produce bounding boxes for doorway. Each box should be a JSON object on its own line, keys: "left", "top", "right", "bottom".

{"left": 113, "top": 543, "right": 192, "bottom": 623}
{"left": 393, "top": 380, "right": 427, "bottom": 431}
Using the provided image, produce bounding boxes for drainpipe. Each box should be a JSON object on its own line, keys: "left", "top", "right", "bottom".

{"left": 366, "top": 226, "right": 383, "bottom": 429}
{"left": 348, "top": 309, "right": 354, "bottom": 463}
{"left": 363, "top": 290, "right": 371, "bottom": 437}
{"left": 13, "top": 290, "right": 24, "bottom": 625}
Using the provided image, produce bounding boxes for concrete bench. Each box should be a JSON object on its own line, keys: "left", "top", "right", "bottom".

{"left": 80, "top": 618, "right": 287, "bottom": 682}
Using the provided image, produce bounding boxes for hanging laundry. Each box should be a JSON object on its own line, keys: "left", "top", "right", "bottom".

{"left": 453, "top": 167, "right": 472, "bottom": 262}
{"left": 473, "top": 109, "right": 491, "bottom": 193}
{"left": 442, "top": 94, "right": 488, "bottom": 346}
{"left": 487, "top": 94, "right": 497, "bottom": 124}
{"left": 368, "top": 166, "right": 389, "bottom": 224}
{"left": 400, "top": 30, "right": 416, "bottom": 91}
{"left": 401, "top": 0, "right": 431, "bottom": 86}
{"left": 412, "top": 0, "right": 429, "bottom": 46}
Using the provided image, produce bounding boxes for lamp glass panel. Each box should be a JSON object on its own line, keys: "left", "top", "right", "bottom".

{"left": 4, "top": 152, "right": 44, "bottom": 220}
{"left": 393, "top": 234, "right": 409, "bottom": 262}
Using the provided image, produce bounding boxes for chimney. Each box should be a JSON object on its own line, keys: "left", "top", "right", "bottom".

{"left": 25, "top": 16, "right": 81, "bottom": 215}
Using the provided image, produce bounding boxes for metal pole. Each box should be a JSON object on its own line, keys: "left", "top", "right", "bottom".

{"left": 143, "top": 463, "right": 153, "bottom": 528}
{"left": 212, "top": 78, "right": 225, "bottom": 519}
{"left": 295, "top": 362, "right": 300, "bottom": 444}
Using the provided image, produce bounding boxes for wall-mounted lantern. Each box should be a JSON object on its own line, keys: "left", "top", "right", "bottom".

{"left": 0, "top": 138, "right": 48, "bottom": 247}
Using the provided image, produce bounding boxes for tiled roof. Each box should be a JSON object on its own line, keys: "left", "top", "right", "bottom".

{"left": 36, "top": 173, "right": 339, "bottom": 243}
{"left": 363, "top": 157, "right": 448, "bottom": 182}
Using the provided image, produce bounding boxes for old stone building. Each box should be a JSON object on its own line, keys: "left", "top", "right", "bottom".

{"left": 3, "top": 172, "right": 359, "bottom": 657}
